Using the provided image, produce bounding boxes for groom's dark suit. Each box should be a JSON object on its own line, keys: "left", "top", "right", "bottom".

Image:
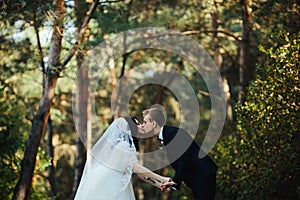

{"left": 162, "top": 126, "right": 218, "bottom": 200}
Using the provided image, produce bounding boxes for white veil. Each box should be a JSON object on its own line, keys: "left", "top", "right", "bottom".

{"left": 91, "top": 118, "right": 138, "bottom": 170}
{"left": 81, "top": 118, "right": 138, "bottom": 190}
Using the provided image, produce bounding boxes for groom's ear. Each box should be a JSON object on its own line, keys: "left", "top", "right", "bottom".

{"left": 152, "top": 121, "right": 157, "bottom": 128}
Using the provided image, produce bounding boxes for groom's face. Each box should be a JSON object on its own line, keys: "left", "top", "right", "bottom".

{"left": 140, "top": 114, "right": 155, "bottom": 135}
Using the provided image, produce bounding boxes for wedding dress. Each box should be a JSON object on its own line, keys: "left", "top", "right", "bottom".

{"left": 74, "top": 118, "right": 138, "bottom": 200}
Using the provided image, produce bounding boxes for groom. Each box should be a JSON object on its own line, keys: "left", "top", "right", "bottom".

{"left": 140, "top": 107, "right": 218, "bottom": 200}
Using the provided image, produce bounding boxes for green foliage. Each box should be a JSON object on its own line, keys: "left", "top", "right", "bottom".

{"left": 1, "top": 0, "right": 299, "bottom": 199}
{"left": 0, "top": 85, "right": 29, "bottom": 199}
{"left": 28, "top": 148, "right": 55, "bottom": 200}
{"left": 252, "top": 0, "right": 299, "bottom": 38}
{"left": 217, "top": 33, "right": 299, "bottom": 199}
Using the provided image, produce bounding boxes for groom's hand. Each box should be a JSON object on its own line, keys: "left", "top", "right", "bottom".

{"left": 161, "top": 180, "right": 176, "bottom": 195}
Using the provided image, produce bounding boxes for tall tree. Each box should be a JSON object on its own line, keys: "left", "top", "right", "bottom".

{"left": 12, "top": 0, "right": 65, "bottom": 199}
{"left": 12, "top": 0, "right": 99, "bottom": 199}
{"left": 46, "top": 117, "right": 56, "bottom": 196}
{"left": 71, "top": 1, "right": 90, "bottom": 198}
{"left": 238, "top": 0, "right": 253, "bottom": 102}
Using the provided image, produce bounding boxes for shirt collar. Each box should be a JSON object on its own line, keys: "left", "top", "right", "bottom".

{"left": 158, "top": 126, "right": 164, "bottom": 140}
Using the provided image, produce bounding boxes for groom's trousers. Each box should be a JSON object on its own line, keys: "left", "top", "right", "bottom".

{"left": 192, "top": 173, "right": 216, "bottom": 200}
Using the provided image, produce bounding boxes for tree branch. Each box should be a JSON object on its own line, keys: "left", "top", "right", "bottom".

{"left": 33, "top": 2, "right": 46, "bottom": 74}
{"left": 60, "top": 0, "right": 100, "bottom": 69}
{"left": 182, "top": 29, "right": 241, "bottom": 42}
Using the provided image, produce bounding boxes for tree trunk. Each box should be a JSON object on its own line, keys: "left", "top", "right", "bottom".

{"left": 210, "top": 1, "right": 222, "bottom": 71}
{"left": 210, "top": 1, "right": 233, "bottom": 121}
{"left": 238, "top": 0, "right": 252, "bottom": 102}
{"left": 46, "top": 117, "right": 56, "bottom": 196}
{"left": 71, "top": 49, "right": 90, "bottom": 200}
{"left": 13, "top": 0, "right": 99, "bottom": 198}
{"left": 12, "top": 75, "right": 60, "bottom": 200}
{"left": 71, "top": 0, "right": 90, "bottom": 198}
{"left": 12, "top": 0, "right": 64, "bottom": 199}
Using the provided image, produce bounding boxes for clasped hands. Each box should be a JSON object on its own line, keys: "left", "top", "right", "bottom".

{"left": 160, "top": 177, "right": 177, "bottom": 195}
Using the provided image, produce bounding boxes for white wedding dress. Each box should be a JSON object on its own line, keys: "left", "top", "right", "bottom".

{"left": 74, "top": 118, "right": 138, "bottom": 200}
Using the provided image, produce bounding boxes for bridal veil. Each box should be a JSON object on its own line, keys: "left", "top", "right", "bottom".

{"left": 74, "top": 118, "right": 138, "bottom": 200}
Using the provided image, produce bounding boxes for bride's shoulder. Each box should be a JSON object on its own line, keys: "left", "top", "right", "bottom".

{"left": 114, "top": 117, "right": 128, "bottom": 125}
{"left": 113, "top": 117, "right": 130, "bottom": 133}
{"left": 114, "top": 117, "right": 126, "bottom": 123}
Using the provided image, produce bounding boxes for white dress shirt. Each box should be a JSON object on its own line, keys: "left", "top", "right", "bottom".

{"left": 158, "top": 126, "right": 164, "bottom": 141}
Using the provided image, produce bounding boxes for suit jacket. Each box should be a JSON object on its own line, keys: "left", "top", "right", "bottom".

{"left": 162, "top": 126, "right": 218, "bottom": 189}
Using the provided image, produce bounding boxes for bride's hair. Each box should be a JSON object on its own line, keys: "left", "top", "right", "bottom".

{"left": 124, "top": 116, "right": 140, "bottom": 151}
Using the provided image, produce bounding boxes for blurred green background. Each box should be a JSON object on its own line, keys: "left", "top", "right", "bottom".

{"left": 0, "top": 0, "right": 299, "bottom": 199}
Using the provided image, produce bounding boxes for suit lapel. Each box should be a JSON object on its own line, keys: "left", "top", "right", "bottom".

{"left": 162, "top": 126, "right": 175, "bottom": 146}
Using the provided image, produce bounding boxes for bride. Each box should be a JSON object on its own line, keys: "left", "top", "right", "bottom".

{"left": 74, "top": 116, "right": 169, "bottom": 200}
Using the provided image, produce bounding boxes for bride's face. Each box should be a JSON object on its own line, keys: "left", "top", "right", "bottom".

{"left": 137, "top": 124, "right": 145, "bottom": 134}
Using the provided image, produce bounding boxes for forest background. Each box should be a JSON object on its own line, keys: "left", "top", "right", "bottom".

{"left": 0, "top": 0, "right": 299, "bottom": 200}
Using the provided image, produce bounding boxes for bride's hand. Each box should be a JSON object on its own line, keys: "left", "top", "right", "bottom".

{"left": 161, "top": 176, "right": 171, "bottom": 184}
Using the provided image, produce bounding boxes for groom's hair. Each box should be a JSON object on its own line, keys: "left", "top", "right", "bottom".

{"left": 143, "top": 108, "right": 166, "bottom": 127}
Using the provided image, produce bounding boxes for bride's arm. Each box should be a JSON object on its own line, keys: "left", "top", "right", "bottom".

{"left": 133, "top": 162, "right": 170, "bottom": 189}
